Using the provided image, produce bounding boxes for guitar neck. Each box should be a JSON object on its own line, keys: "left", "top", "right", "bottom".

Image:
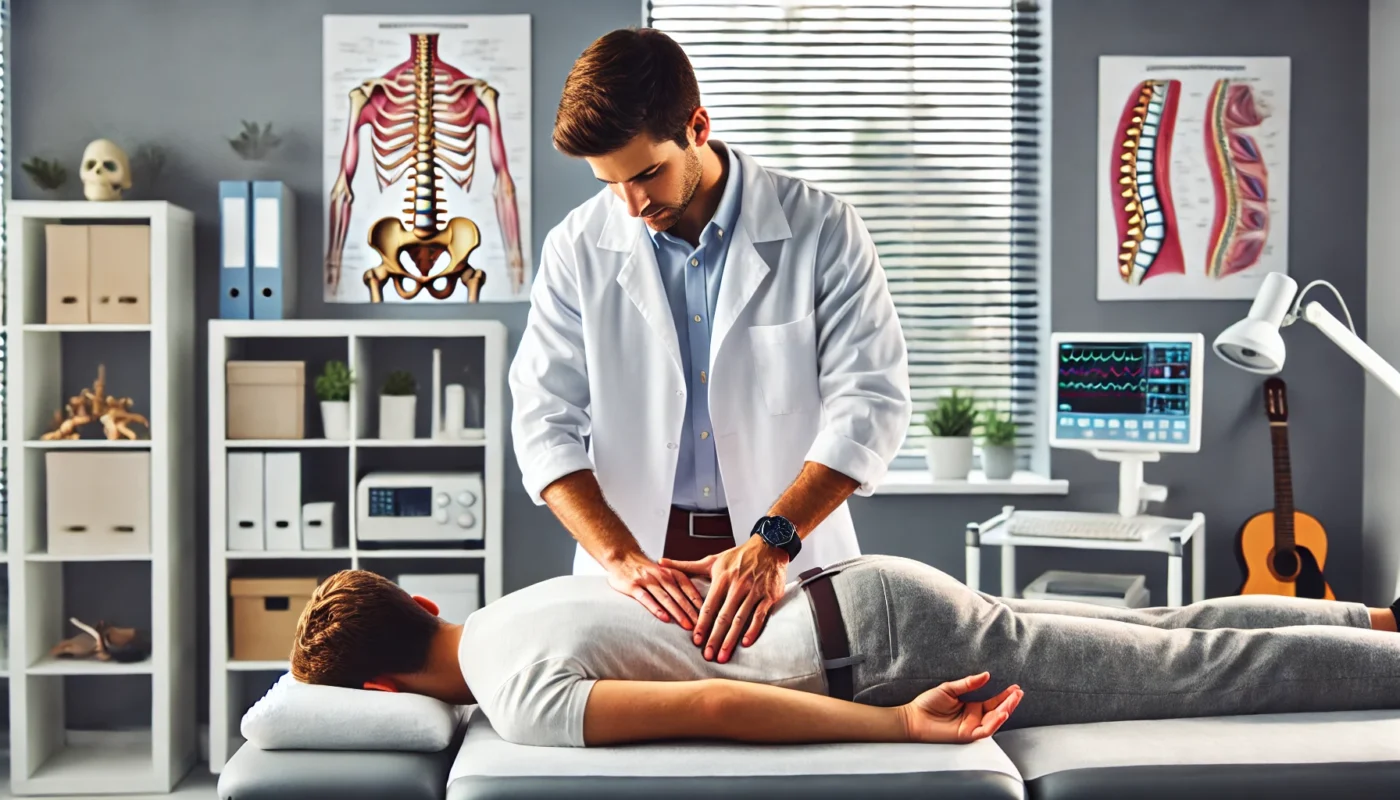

{"left": 1270, "top": 422, "right": 1295, "bottom": 549}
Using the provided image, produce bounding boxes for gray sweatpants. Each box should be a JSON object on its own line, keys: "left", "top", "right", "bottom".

{"left": 824, "top": 554, "right": 1400, "bottom": 729}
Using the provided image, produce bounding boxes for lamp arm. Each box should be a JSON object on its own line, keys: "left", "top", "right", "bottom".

{"left": 1301, "top": 301, "right": 1400, "bottom": 400}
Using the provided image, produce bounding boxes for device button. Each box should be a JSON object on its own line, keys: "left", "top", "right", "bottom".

{"left": 435, "top": 508, "right": 449, "bottom": 524}
{"left": 457, "top": 511, "right": 475, "bottom": 528}
{"left": 457, "top": 490, "right": 476, "bottom": 507}
{"left": 435, "top": 492, "right": 451, "bottom": 507}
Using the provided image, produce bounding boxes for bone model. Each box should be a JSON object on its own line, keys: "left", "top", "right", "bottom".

{"left": 325, "top": 32, "right": 524, "bottom": 302}
{"left": 1204, "top": 80, "right": 1270, "bottom": 280}
{"left": 1114, "top": 80, "right": 1184, "bottom": 285}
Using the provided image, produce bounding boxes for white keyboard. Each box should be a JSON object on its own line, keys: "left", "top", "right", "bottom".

{"left": 1005, "top": 511, "right": 1159, "bottom": 541}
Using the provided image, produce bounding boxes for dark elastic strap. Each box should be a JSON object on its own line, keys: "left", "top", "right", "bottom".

{"left": 800, "top": 567, "right": 853, "bottom": 702}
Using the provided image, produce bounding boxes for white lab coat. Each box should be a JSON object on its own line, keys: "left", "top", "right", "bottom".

{"left": 509, "top": 144, "right": 912, "bottom": 577}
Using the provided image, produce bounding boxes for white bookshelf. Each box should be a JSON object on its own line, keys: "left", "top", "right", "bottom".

{"left": 4, "top": 201, "right": 197, "bottom": 795}
{"left": 206, "top": 319, "right": 506, "bottom": 772}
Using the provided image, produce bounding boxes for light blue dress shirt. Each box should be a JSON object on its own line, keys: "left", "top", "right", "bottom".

{"left": 648, "top": 143, "right": 742, "bottom": 512}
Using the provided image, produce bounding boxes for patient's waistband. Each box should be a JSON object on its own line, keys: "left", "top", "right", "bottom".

{"left": 801, "top": 567, "right": 855, "bottom": 702}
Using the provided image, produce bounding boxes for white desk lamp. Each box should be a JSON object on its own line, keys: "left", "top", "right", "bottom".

{"left": 1213, "top": 272, "right": 1400, "bottom": 398}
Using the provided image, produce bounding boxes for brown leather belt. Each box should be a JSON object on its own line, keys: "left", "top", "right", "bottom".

{"left": 662, "top": 506, "right": 735, "bottom": 562}
{"left": 800, "top": 566, "right": 854, "bottom": 702}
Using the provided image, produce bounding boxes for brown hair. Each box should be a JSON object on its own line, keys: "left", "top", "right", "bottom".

{"left": 553, "top": 27, "right": 701, "bottom": 157}
{"left": 290, "top": 569, "right": 441, "bottom": 688}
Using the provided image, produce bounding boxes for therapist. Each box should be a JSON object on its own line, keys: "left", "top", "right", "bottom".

{"left": 509, "top": 28, "right": 912, "bottom": 663}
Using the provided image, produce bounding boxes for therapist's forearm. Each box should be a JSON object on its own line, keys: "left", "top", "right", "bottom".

{"left": 540, "top": 469, "right": 645, "bottom": 568}
{"left": 767, "top": 461, "right": 860, "bottom": 539}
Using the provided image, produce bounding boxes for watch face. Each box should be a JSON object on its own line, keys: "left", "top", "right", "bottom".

{"left": 762, "top": 517, "right": 794, "bottom": 545}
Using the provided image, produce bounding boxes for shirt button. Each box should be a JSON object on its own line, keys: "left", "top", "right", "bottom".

{"left": 690, "top": 258, "right": 699, "bottom": 267}
{"left": 693, "top": 315, "right": 701, "bottom": 323}
{"left": 703, "top": 486, "right": 712, "bottom": 496}
{"left": 717, "top": 229, "right": 724, "bottom": 238}
{"left": 666, "top": 442, "right": 677, "bottom": 450}
{"left": 700, "top": 431, "right": 709, "bottom": 440}
{"left": 676, "top": 390, "right": 684, "bottom": 397}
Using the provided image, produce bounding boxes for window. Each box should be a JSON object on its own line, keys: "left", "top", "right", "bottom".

{"left": 646, "top": 0, "right": 1049, "bottom": 475}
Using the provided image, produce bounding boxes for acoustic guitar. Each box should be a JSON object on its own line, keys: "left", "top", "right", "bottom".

{"left": 1234, "top": 377, "right": 1335, "bottom": 599}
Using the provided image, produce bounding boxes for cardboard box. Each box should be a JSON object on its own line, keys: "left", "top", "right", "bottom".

{"left": 45, "top": 223, "right": 152, "bottom": 325}
{"left": 89, "top": 225, "right": 152, "bottom": 324}
{"left": 46, "top": 451, "right": 151, "bottom": 556}
{"left": 227, "top": 360, "right": 305, "bottom": 439}
{"left": 230, "top": 577, "right": 319, "bottom": 661}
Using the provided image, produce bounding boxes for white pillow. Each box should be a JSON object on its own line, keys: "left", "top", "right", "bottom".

{"left": 241, "top": 672, "right": 468, "bottom": 751}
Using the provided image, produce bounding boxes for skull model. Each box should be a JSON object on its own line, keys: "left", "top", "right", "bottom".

{"left": 79, "top": 139, "right": 132, "bottom": 201}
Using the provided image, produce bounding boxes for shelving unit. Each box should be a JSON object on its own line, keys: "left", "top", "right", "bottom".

{"left": 4, "top": 200, "right": 197, "bottom": 795}
{"left": 206, "top": 319, "right": 506, "bottom": 772}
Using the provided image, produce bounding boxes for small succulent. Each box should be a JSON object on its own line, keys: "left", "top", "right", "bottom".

{"left": 382, "top": 370, "right": 417, "bottom": 397}
{"left": 132, "top": 144, "right": 169, "bottom": 189}
{"left": 924, "top": 389, "right": 978, "bottom": 437}
{"left": 315, "top": 359, "right": 353, "bottom": 402}
{"left": 22, "top": 156, "right": 68, "bottom": 191}
{"left": 981, "top": 407, "right": 1018, "bottom": 447}
{"left": 228, "top": 120, "right": 283, "bottom": 161}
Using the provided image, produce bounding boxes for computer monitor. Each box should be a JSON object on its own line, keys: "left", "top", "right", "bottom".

{"left": 1048, "top": 332, "right": 1204, "bottom": 454}
{"left": 1047, "top": 332, "right": 1204, "bottom": 517}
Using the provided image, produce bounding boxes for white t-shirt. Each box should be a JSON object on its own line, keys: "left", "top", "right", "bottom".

{"left": 458, "top": 574, "right": 826, "bottom": 746}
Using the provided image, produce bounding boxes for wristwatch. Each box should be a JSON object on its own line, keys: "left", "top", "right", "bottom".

{"left": 751, "top": 515, "right": 801, "bottom": 560}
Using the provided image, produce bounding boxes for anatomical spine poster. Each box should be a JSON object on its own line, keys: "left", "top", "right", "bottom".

{"left": 1097, "top": 56, "right": 1290, "bottom": 301}
{"left": 322, "top": 15, "right": 532, "bottom": 304}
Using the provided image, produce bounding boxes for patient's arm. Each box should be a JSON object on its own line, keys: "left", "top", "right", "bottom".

{"left": 582, "top": 673, "right": 1021, "bottom": 747}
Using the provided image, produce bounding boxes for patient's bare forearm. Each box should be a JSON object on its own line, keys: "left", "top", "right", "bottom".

{"left": 767, "top": 461, "right": 860, "bottom": 539}
{"left": 583, "top": 678, "right": 907, "bottom": 746}
{"left": 540, "top": 469, "right": 643, "bottom": 568}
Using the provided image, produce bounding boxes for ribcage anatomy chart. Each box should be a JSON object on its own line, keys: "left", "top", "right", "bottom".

{"left": 1098, "top": 57, "right": 1289, "bottom": 301}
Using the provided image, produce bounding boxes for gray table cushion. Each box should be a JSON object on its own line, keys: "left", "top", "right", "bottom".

{"left": 218, "top": 737, "right": 461, "bottom": 800}
{"left": 447, "top": 707, "right": 1023, "bottom": 799}
{"left": 995, "top": 710, "right": 1400, "bottom": 800}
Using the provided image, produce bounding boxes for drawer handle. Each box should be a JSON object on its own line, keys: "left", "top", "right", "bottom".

{"left": 63, "top": 525, "right": 88, "bottom": 533}
{"left": 118, "top": 296, "right": 139, "bottom": 304}
{"left": 61, "top": 296, "right": 79, "bottom": 305}
{"left": 264, "top": 597, "right": 291, "bottom": 612}
{"left": 238, "top": 520, "right": 255, "bottom": 529}
{"left": 113, "top": 525, "right": 136, "bottom": 534}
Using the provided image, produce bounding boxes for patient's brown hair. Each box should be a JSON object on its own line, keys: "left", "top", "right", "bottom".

{"left": 291, "top": 569, "right": 441, "bottom": 688}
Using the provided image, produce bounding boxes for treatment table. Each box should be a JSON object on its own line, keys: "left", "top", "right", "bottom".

{"left": 218, "top": 706, "right": 1400, "bottom": 799}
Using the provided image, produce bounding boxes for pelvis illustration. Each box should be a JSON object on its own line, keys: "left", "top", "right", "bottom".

{"left": 1112, "top": 77, "right": 1270, "bottom": 285}
{"left": 326, "top": 33, "right": 523, "bottom": 302}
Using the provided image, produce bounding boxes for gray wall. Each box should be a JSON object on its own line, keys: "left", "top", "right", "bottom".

{"left": 852, "top": 0, "right": 1372, "bottom": 606}
{"left": 6, "top": 0, "right": 1373, "bottom": 730}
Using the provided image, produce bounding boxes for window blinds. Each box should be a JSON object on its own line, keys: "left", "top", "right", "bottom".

{"left": 646, "top": 0, "right": 1046, "bottom": 469}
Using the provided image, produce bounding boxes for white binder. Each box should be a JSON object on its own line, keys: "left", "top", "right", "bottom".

{"left": 227, "top": 452, "right": 265, "bottom": 551}
{"left": 301, "top": 502, "right": 335, "bottom": 550}
{"left": 263, "top": 452, "right": 302, "bottom": 550}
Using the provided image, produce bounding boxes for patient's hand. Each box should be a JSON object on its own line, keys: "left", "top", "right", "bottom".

{"left": 899, "top": 672, "right": 1023, "bottom": 744}
{"left": 607, "top": 552, "right": 704, "bottom": 631}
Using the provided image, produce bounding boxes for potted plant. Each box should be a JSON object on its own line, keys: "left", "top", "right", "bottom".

{"left": 923, "top": 389, "right": 978, "bottom": 480}
{"left": 980, "top": 408, "right": 1019, "bottom": 480}
{"left": 314, "top": 359, "right": 353, "bottom": 440}
{"left": 379, "top": 369, "right": 418, "bottom": 440}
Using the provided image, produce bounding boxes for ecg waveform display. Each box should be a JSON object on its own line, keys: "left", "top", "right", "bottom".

{"left": 1056, "top": 342, "right": 1192, "bottom": 416}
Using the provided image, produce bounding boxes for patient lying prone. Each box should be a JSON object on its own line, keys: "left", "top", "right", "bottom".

{"left": 290, "top": 555, "right": 1400, "bottom": 748}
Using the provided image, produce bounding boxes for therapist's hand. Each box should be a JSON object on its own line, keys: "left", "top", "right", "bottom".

{"left": 607, "top": 552, "right": 704, "bottom": 631}
{"left": 662, "top": 536, "right": 788, "bottom": 663}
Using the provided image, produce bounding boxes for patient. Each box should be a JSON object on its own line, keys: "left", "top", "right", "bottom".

{"left": 291, "top": 554, "right": 1400, "bottom": 748}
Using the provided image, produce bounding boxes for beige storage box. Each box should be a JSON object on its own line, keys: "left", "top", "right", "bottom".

{"left": 230, "top": 577, "right": 318, "bottom": 661}
{"left": 89, "top": 225, "right": 152, "bottom": 324}
{"left": 227, "top": 360, "right": 305, "bottom": 439}
{"left": 45, "top": 223, "right": 151, "bottom": 324}
{"left": 45, "top": 224, "right": 90, "bottom": 324}
{"left": 46, "top": 451, "right": 151, "bottom": 556}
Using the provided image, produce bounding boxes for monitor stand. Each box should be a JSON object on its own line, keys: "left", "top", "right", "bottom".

{"left": 1091, "top": 449, "right": 1167, "bottom": 517}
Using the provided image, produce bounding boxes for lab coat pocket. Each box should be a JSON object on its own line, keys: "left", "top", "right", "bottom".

{"left": 748, "top": 313, "right": 821, "bottom": 416}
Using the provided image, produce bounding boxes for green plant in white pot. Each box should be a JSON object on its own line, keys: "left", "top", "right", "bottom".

{"left": 314, "top": 359, "right": 353, "bottom": 440}
{"left": 923, "top": 389, "right": 978, "bottom": 480}
{"left": 980, "top": 408, "right": 1018, "bottom": 480}
{"left": 379, "top": 370, "right": 418, "bottom": 440}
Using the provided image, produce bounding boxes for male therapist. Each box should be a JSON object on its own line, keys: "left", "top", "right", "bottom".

{"left": 509, "top": 28, "right": 911, "bottom": 664}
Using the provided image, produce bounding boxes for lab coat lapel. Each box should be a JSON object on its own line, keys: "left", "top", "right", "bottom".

{"left": 612, "top": 220, "right": 684, "bottom": 375}
{"left": 710, "top": 224, "right": 769, "bottom": 370}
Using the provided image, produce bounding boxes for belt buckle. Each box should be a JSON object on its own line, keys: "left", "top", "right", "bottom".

{"left": 688, "top": 511, "right": 730, "bottom": 540}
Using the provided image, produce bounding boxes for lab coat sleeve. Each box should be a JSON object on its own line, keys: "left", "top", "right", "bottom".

{"left": 508, "top": 231, "right": 597, "bottom": 505}
{"left": 803, "top": 200, "right": 913, "bottom": 495}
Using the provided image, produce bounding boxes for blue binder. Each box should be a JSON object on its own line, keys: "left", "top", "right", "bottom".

{"left": 251, "top": 180, "right": 297, "bottom": 320}
{"left": 218, "top": 180, "right": 252, "bottom": 319}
